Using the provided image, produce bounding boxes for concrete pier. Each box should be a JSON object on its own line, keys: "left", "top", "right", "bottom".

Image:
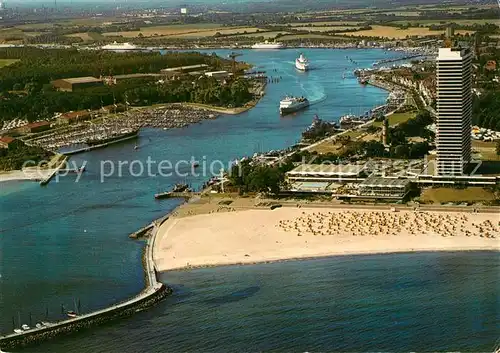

{"left": 62, "top": 134, "right": 138, "bottom": 156}
{"left": 0, "top": 216, "right": 172, "bottom": 351}
{"left": 39, "top": 156, "right": 68, "bottom": 186}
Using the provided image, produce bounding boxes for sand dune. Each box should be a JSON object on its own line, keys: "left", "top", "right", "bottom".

{"left": 153, "top": 207, "right": 499, "bottom": 272}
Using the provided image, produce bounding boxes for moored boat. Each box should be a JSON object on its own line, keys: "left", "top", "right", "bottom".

{"left": 85, "top": 128, "right": 138, "bottom": 146}
{"left": 358, "top": 77, "right": 369, "bottom": 85}
{"left": 251, "top": 41, "right": 285, "bottom": 49}
{"left": 67, "top": 311, "right": 78, "bottom": 318}
{"left": 154, "top": 183, "right": 190, "bottom": 199}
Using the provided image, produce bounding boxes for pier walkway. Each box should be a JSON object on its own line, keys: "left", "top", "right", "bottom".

{"left": 62, "top": 134, "right": 138, "bottom": 156}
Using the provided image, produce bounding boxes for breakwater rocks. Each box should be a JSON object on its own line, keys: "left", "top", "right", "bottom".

{"left": 0, "top": 285, "right": 172, "bottom": 351}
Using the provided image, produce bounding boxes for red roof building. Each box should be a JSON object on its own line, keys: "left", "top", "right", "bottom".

{"left": 0, "top": 136, "right": 16, "bottom": 149}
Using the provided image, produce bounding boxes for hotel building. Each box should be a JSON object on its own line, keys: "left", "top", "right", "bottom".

{"left": 435, "top": 47, "right": 473, "bottom": 176}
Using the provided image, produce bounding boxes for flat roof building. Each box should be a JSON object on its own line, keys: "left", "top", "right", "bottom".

{"left": 436, "top": 47, "right": 473, "bottom": 176}
{"left": 286, "top": 164, "right": 367, "bottom": 183}
{"left": 358, "top": 176, "right": 412, "bottom": 200}
{"left": 0, "top": 136, "right": 15, "bottom": 149}
{"left": 205, "top": 71, "right": 230, "bottom": 79}
{"left": 52, "top": 77, "right": 103, "bottom": 92}
{"left": 56, "top": 110, "right": 93, "bottom": 125}
{"left": 160, "top": 64, "right": 209, "bottom": 77}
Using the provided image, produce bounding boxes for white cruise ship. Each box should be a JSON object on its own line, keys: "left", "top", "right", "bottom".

{"left": 279, "top": 96, "right": 310, "bottom": 115}
{"left": 295, "top": 53, "right": 309, "bottom": 71}
{"left": 251, "top": 41, "right": 285, "bottom": 49}
{"left": 101, "top": 42, "right": 138, "bottom": 51}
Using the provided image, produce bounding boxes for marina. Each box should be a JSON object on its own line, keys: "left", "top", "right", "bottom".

{"left": 23, "top": 105, "right": 219, "bottom": 153}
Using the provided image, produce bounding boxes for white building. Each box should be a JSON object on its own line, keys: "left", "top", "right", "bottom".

{"left": 435, "top": 47, "right": 473, "bottom": 176}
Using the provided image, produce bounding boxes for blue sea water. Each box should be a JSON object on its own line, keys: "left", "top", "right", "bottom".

{"left": 1, "top": 49, "right": 498, "bottom": 351}
{"left": 22, "top": 252, "right": 500, "bottom": 352}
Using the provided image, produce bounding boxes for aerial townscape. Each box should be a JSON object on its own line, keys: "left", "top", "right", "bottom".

{"left": 0, "top": 0, "right": 499, "bottom": 352}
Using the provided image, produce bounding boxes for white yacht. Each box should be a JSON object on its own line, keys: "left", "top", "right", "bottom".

{"left": 295, "top": 53, "right": 309, "bottom": 71}
{"left": 251, "top": 41, "right": 285, "bottom": 49}
{"left": 101, "top": 42, "right": 138, "bottom": 51}
{"left": 279, "top": 96, "right": 310, "bottom": 115}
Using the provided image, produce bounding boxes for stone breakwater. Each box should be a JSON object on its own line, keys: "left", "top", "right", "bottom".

{"left": 0, "top": 217, "right": 171, "bottom": 351}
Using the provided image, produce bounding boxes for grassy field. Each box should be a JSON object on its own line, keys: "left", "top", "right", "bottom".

{"left": 293, "top": 26, "right": 362, "bottom": 32}
{"left": 373, "top": 111, "right": 416, "bottom": 127}
{"left": 231, "top": 31, "right": 289, "bottom": 38}
{"left": 103, "top": 23, "right": 262, "bottom": 38}
{"left": 0, "top": 59, "right": 20, "bottom": 68}
{"left": 391, "top": 19, "right": 500, "bottom": 26}
{"left": 57, "top": 17, "right": 120, "bottom": 26}
{"left": 309, "top": 130, "right": 364, "bottom": 154}
{"left": 338, "top": 25, "right": 474, "bottom": 39}
{"left": 285, "top": 21, "right": 364, "bottom": 26}
{"left": 101, "top": 25, "right": 262, "bottom": 38}
{"left": 278, "top": 33, "right": 336, "bottom": 41}
{"left": 472, "top": 140, "right": 500, "bottom": 161}
{"left": 420, "top": 187, "right": 497, "bottom": 204}
{"left": 0, "top": 28, "right": 25, "bottom": 42}
{"left": 67, "top": 32, "right": 94, "bottom": 41}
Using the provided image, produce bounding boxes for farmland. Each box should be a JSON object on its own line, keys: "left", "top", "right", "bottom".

{"left": 285, "top": 21, "right": 364, "bottom": 27}
{"left": 420, "top": 187, "right": 497, "bottom": 204}
{"left": 390, "top": 19, "right": 500, "bottom": 26}
{"left": 230, "top": 31, "right": 290, "bottom": 39}
{"left": 278, "top": 33, "right": 336, "bottom": 41}
{"left": 338, "top": 25, "right": 474, "bottom": 39}
{"left": 101, "top": 24, "right": 262, "bottom": 38}
{"left": 0, "top": 59, "right": 20, "bottom": 68}
{"left": 293, "top": 26, "right": 363, "bottom": 32}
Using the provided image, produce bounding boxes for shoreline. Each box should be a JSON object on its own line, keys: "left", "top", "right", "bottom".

{"left": 153, "top": 203, "right": 500, "bottom": 272}
{"left": 161, "top": 247, "right": 499, "bottom": 272}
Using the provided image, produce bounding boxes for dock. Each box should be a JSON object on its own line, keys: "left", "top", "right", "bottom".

{"left": 0, "top": 215, "right": 171, "bottom": 351}
{"left": 39, "top": 156, "right": 68, "bottom": 186}
{"left": 62, "top": 134, "right": 138, "bottom": 156}
{"left": 155, "top": 191, "right": 200, "bottom": 200}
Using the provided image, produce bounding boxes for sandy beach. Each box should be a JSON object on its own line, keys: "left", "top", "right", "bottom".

{"left": 0, "top": 169, "right": 49, "bottom": 183}
{"left": 154, "top": 206, "right": 500, "bottom": 271}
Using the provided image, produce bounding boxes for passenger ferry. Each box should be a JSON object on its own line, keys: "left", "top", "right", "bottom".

{"left": 251, "top": 41, "right": 285, "bottom": 49}
{"left": 279, "top": 96, "right": 310, "bottom": 115}
{"left": 295, "top": 53, "right": 310, "bottom": 71}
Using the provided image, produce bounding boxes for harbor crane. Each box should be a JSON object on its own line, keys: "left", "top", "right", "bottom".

{"left": 228, "top": 52, "right": 243, "bottom": 77}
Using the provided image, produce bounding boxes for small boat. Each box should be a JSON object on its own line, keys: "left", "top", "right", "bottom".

{"left": 21, "top": 324, "right": 30, "bottom": 331}
{"left": 67, "top": 166, "right": 85, "bottom": 173}
{"left": 155, "top": 183, "right": 189, "bottom": 199}
{"left": 358, "top": 77, "right": 369, "bottom": 85}
{"left": 13, "top": 328, "right": 23, "bottom": 334}
{"left": 67, "top": 311, "right": 78, "bottom": 318}
{"left": 134, "top": 144, "right": 139, "bottom": 150}
{"left": 35, "top": 323, "right": 44, "bottom": 329}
